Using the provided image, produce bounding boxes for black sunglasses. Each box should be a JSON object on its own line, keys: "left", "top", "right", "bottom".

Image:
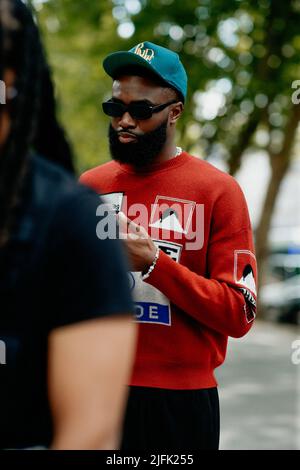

{"left": 102, "top": 99, "right": 177, "bottom": 120}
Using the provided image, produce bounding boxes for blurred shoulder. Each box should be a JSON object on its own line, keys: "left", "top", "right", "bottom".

{"left": 29, "top": 154, "right": 100, "bottom": 217}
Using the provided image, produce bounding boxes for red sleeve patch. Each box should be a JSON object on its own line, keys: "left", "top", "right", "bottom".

{"left": 234, "top": 250, "right": 257, "bottom": 323}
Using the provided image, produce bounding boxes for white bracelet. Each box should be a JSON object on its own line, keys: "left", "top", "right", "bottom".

{"left": 141, "top": 248, "right": 160, "bottom": 280}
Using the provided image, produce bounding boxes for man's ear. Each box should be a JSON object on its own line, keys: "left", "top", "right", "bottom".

{"left": 169, "top": 102, "right": 183, "bottom": 125}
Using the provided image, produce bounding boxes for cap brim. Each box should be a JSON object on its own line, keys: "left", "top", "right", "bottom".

{"left": 103, "top": 51, "right": 161, "bottom": 80}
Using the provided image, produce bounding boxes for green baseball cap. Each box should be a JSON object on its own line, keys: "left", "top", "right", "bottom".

{"left": 103, "top": 41, "right": 187, "bottom": 102}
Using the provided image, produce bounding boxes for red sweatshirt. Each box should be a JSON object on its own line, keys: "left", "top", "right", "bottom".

{"left": 80, "top": 152, "right": 257, "bottom": 389}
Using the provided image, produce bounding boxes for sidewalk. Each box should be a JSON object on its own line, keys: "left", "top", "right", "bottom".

{"left": 215, "top": 319, "right": 300, "bottom": 450}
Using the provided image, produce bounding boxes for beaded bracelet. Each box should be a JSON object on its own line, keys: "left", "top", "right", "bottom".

{"left": 141, "top": 248, "right": 160, "bottom": 280}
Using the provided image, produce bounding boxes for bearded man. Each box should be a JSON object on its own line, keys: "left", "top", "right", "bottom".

{"left": 80, "top": 41, "right": 257, "bottom": 451}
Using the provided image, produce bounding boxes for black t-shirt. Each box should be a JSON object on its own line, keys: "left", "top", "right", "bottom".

{"left": 0, "top": 155, "right": 133, "bottom": 448}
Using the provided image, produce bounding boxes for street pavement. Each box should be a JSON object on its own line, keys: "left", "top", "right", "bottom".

{"left": 215, "top": 319, "right": 300, "bottom": 450}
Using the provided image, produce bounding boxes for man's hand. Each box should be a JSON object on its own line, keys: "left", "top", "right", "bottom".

{"left": 117, "top": 212, "right": 157, "bottom": 272}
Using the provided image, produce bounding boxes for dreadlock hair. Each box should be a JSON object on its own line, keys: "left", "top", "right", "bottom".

{"left": 0, "top": 0, "right": 74, "bottom": 247}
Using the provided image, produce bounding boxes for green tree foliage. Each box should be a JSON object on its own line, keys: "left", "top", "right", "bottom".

{"left": 33, "top": 0, "right": 120, "bottom": 172}
{"left": 33, "top": 0, "right": 300, "bottom": 285}
{"left": 114, "top": 0, "right": 300, "bottom": 172}
{"left": 34, "top": 0, "right": 300, "bottom": 173}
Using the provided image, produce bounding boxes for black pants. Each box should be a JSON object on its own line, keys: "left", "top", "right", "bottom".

{"left": 121, "top": 386, "right": 220, "bottom": 451}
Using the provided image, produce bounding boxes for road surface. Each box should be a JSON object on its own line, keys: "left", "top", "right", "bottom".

{"left": 215, "top": 319, "right": 300, "bottom": 450}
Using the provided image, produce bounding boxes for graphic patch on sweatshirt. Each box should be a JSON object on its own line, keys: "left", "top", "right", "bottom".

{"left": 100, "top": 192, "right": 124, "bottom": 213}
{"left": 149, "top": 196, "right": 196, "bottom": 234}
{"left": 234, "top": 250, "right": 257, "bottom": 323}
{"left": 130, "top": 240, "right": 182, "bottom": 326}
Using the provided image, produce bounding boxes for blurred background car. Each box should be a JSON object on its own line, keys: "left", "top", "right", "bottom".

{"left": 260, "top": 250, "right": 300, "bottom": 324}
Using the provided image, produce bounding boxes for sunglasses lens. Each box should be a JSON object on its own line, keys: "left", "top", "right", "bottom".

{"left": 130, "top": 104, "right": 152, "bottom": 120}
{"left": 102, "top": 101, "right": 153, "bottom": 119}
{"left": 102, "top": 102, "right": 124, "bottom": 117}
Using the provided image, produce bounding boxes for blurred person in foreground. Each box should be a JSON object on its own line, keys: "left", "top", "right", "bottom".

{"left": 0, "top": 0, "right": 136, "bottom": 450}
{"left": 80, "top": 42, "right": 258, "bottom": 450}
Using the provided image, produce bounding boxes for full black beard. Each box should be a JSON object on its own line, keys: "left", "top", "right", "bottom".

{"left": 109, "top": 120, "right": 168, "bottom": 170}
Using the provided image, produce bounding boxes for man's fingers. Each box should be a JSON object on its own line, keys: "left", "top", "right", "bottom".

{"left": 136, "top": 225, "right": 148, "bottom": 238}
{"left": 117, "top": 212, "right": 148, "bottom": 238}
{"left": 116, "top": 211, "right": 128, "bottom": 233}
{"left": 127, "top": 232, "right": 140, "bottom": 241}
